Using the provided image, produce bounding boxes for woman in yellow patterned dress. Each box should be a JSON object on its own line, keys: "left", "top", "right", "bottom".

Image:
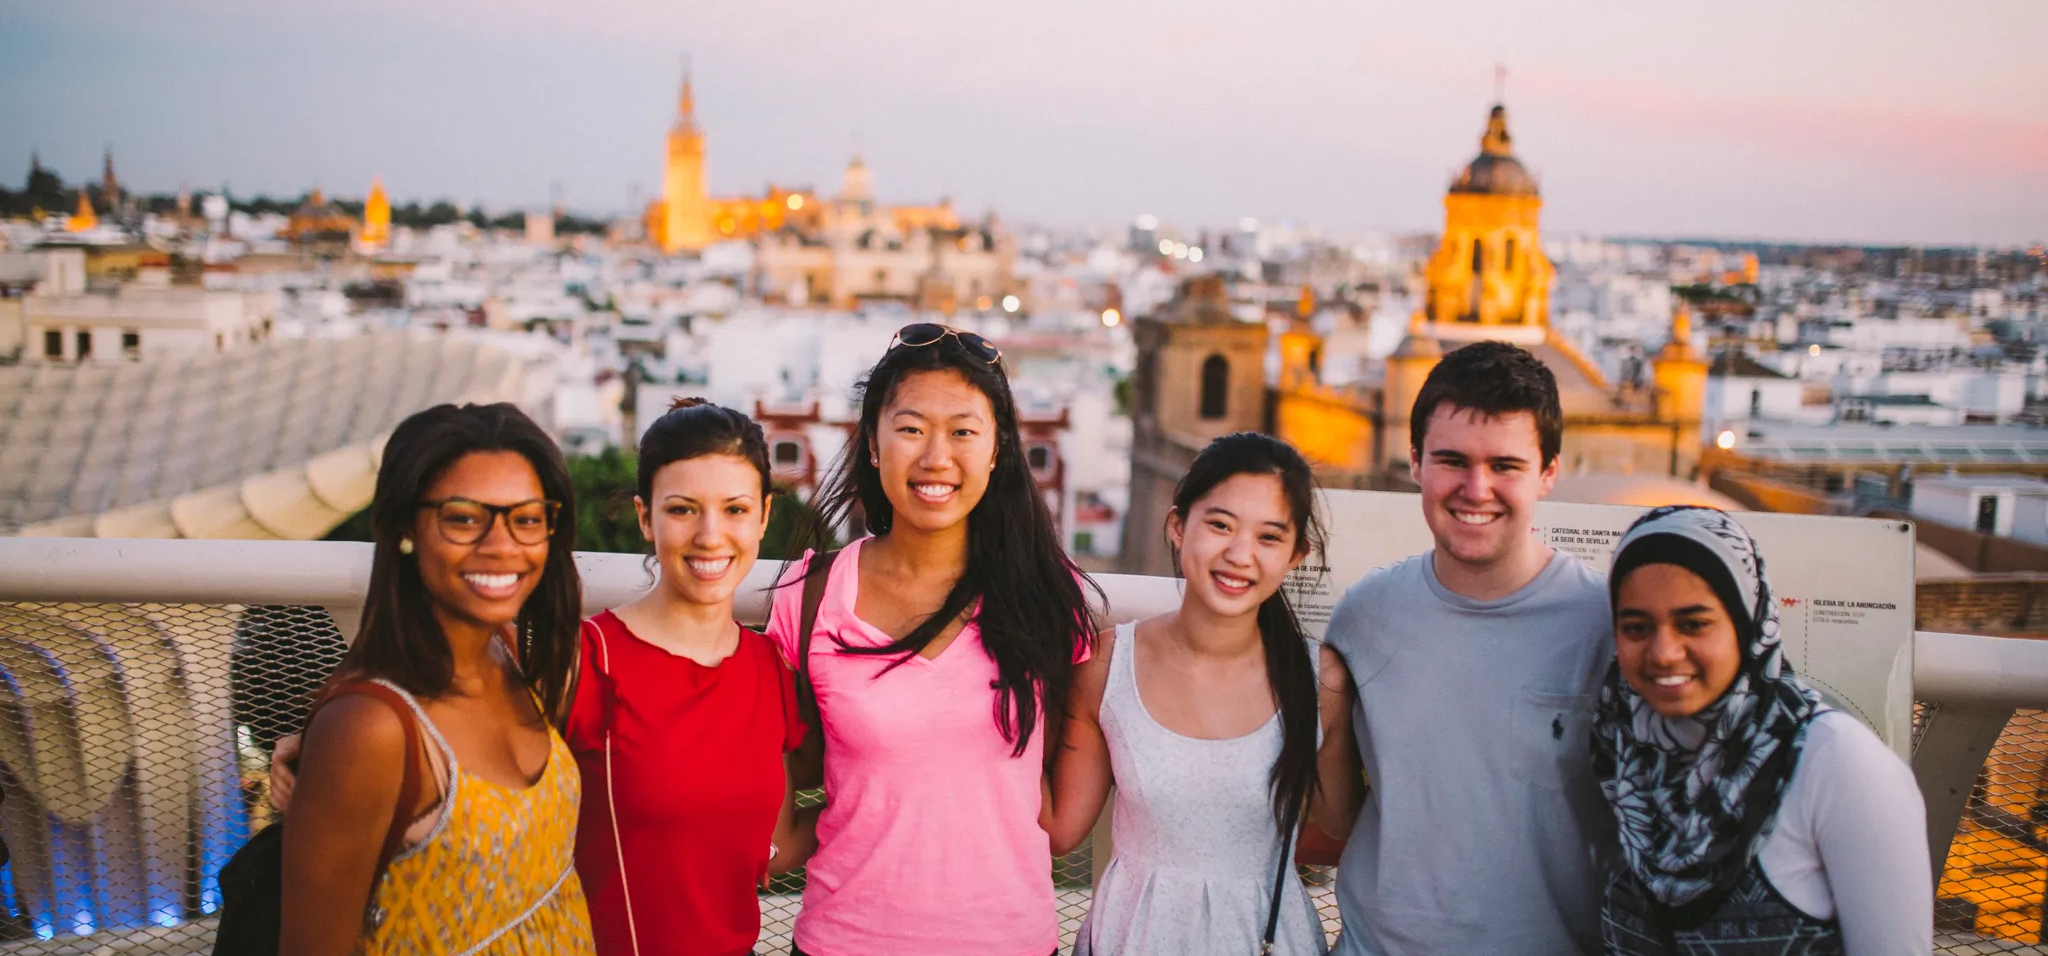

{"left": 281, "top": 403, "right": 595, "bottom": 955}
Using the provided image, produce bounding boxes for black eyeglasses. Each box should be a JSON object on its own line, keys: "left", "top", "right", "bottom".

{"left": 888, "top": 323, "right": 1001, "bottom": 364}
{"left": 416, "top": 497, "right": 562, "bottom": 546}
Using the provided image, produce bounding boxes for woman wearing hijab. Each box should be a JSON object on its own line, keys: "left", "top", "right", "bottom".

{"left": 1592, "top": 506, "right": 1931, "bottom": 955}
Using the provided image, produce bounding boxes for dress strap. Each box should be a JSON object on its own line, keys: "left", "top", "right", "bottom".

{"left": 1102, "top": 621, "right": 1143, "bottom": 727}
{"left": 365, "top": 678, "right": 457, "bottom": 771}
{"left": 364, "top": 678, "right": 456, "bottom": 816}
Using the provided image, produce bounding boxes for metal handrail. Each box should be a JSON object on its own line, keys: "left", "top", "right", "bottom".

{"left": 1915, "top": 630, "right": 2048, "bottom": 708}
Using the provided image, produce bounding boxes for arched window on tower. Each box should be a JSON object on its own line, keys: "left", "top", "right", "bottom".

{"left": 1505, "top": 237, "right": 1516, "bottom": 270}
{"left": 1466, "top": 240, "right": 1486, "bottom": 323}
{"left": 1199, "top": 354, "right": 1229, "bottom": 420}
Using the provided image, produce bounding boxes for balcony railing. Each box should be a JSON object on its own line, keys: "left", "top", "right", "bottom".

{"left": 0, "top": 537, "right": 2044, "bottom": 954}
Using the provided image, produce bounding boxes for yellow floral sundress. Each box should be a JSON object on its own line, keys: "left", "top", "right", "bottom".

{"left": 355, "top": 679, "right": 594, "bottom": 956}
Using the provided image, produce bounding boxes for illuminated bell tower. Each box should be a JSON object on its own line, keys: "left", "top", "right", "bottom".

{"left": 66, "top": 191, "right": 98, "bottom": 233}
{"left": 660, "top": 66, "right": 712, "bottom": 254}
{"left": 1653, "top": 305, "right": 1708, "bottom": 429}
{"left": 1419, "top": 100, "right": 1554, "bottom": 343}
{"left": 361, "top": 177, "right": 391, "bottom": 250}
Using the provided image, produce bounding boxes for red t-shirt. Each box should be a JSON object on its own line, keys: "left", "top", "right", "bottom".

{"left": 568, "top": 610, "right": 806, "bottom": 956}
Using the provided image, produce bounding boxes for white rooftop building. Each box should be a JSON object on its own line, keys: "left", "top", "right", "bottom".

{"left": 1910, "top": 473, "right": 2048, "bottom": 541}
{"left": 24, "top": 278, "right": 276, "bottom": 366}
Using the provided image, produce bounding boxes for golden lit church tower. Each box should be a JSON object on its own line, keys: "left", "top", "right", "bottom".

{"left": 657, "top": 65, "right": 713, "bottom": 254}
{"left": 1418, "top": 99, "right": 1555, "bottom": 341}
{"left": 360, "top": 176, "right": 391, "bottom": 250}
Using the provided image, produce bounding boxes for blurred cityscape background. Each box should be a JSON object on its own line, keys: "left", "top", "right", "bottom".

{"left": 0, "top": 0, "right": 2044, "bottom": 951}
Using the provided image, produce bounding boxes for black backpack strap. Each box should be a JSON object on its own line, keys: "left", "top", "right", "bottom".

{"left": 796, "top": 549, "right": 842, "bottom": 735}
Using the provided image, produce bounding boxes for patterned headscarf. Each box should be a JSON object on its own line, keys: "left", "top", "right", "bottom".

{"left": 1590, "top": 505, "right": 1823, "bottom": 915}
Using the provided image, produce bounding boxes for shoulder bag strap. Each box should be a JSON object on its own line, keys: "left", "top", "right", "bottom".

{"left": 556, "top": 621, "right": 583, "bottom": 730}
{"left": 315, "top": 681, "right": 424, "bottom": 871}
{"left": 1261, "top": 801, "right": 1301, "bottom": 955}
{"left": 795, "top": 549, "right": 841, "bottom": 737}
{"left": 585, "top": 617, "right": 643, "bottom": 956}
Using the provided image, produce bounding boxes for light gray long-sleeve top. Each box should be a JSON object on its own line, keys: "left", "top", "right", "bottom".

{"left": 1756, "top": 707, "right": 1933, "bottom": 955}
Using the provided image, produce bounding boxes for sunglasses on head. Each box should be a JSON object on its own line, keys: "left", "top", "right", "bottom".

{"left": 888, "top": 323, "right": 1001, "bottom": 364}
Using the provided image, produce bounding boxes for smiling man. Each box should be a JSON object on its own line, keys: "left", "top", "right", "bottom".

{"left": 1320, "top": 342, "right": 1617, "bottom": 956}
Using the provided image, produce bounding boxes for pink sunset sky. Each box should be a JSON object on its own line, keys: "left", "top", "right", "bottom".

{"left": 3, "top": 0, "right": 2042, "bottom": 246}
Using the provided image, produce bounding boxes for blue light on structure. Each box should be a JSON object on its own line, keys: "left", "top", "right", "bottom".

{"left": 0, "top": 862, "right": 54, "bottom": 939}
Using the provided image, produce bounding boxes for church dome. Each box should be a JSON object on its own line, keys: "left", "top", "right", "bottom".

{"left": 1449, "top": 105, "right": 1539, "bottom": 197}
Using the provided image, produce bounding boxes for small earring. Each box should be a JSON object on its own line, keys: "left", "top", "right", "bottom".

{"left": 398, "top": 538, "right": 414, "bottom": 555}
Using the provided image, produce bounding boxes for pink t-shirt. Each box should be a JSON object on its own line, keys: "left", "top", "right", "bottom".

{"left": 767, "top": 538, "right": 1063, "bottom": 956}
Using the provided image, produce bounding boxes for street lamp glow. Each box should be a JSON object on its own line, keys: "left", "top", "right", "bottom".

{"left": 1188, "top": 247, "right": 1204, "bottom": 263}
{"left": 787, "top": 194, "right": 805, "bottom": 210}
{"left": 1157, "top": 239, "right": 1174, "bottom": 256}
{"left": 1716, "top": 430, "right": 1737, "bottom": 451}
{"left": 1101, "top": 308, "right": 1121, "bottom": 327}
{"left": 1001, "top": 294, "right": 1021, "bottom": 313}
{"left": 1808, "top": 344, "right": 1821, "bottom": 356}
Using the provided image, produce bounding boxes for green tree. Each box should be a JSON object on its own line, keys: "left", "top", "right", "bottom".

{"left": 567, "top": 446, "right": 642, "bottom": 553}
{"left": 762, "top": 489, "right": 832, "bottom": 560}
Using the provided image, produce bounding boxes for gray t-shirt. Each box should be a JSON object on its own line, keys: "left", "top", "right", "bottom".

{"left": 1325, "top": 549, "right": 1617, "bottom": 956}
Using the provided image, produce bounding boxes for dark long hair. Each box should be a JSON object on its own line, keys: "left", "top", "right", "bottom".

{"left": 794, "top": 333, "right": 1101, "bottom": 762}
{"left": 1170, "top": 432, "right": 1325, "bottom": 832}
{"left": 337, "top": 403, "right": 582, "bottom": 723}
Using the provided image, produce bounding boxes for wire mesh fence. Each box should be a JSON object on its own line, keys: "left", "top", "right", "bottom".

{"left": 1937, "top": 710, "right": 2048, "bottom": 955}
{"left": 0, "top": 599, "right": 2023, "bottom": 954}
{"left": 0, "top": 602, "right": 343, "bottom": 954}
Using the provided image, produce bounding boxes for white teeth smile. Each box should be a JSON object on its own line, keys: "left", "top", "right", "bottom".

{"left": 463, "top": 572, "right": 519, "bottom": 591}
{"left": 1214, "top": 573, "right": 1252, "bottom": 590}
{"left": 1653, "top": 675, "right": 1691, "bottom": 687}
{"left": 1452, "top": 511, "right": 1499, "bottom": 525}
{"left": 912, "top": 483, "right": 956, "bottom": 501}
{"left": 686, "top": 557, "right": 733, "bottom": 576}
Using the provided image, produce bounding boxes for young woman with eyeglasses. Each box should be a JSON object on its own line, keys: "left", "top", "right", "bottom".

{"left": 279, "top": 403, "right": 594, "bottom": 956}
{"left": 565, "top": 398, "right": 811, "bottom": 956}
{"left": 768, "top": 323, "right": 1100, "bottom": 956}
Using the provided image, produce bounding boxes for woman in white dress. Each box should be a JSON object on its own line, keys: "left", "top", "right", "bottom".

{"left": 1043, "top": 432, "right": 1355, "bottom": 956}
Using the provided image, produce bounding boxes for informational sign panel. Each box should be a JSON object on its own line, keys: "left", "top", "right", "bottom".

{"left": 1287, "top": 490, "right": 1918, "bottom": 755}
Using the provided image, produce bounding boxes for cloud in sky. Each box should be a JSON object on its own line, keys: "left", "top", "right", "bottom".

{"left": 1, "top": 0, "right": 2041, "bottom": 246}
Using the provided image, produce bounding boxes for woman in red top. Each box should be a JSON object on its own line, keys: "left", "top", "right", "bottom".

{"left": 565, "top": 398, "right": 811, "bottom": 956}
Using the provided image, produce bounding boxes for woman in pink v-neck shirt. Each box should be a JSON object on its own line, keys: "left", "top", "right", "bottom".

{"left": 769, "top": 324, "right": 1098, "bottom": 956}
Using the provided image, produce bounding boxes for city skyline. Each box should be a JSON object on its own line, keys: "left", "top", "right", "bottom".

{"left": 2, "top": 0, "right": 2043, "bottom": 247}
